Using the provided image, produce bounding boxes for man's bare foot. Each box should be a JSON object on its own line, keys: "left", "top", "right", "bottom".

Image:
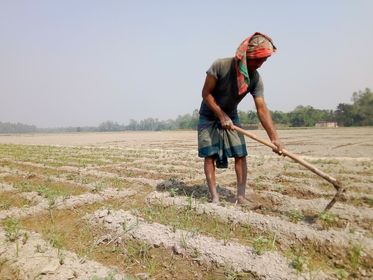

{"left": 236, "top": 196, "right": 250, "bottom": 204}
{"left": 236, "top": 195, "right": 261, "bottom": 209}
{"left": 211, "top": 195, "right": 220, "bottom": 204}
{"left": 209, "top": 190, "right": 220, "bottom": 203}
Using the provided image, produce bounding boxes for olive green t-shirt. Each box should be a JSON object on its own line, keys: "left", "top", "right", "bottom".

{"left": 199, "top": 57, "right": 264, "bottom": 119}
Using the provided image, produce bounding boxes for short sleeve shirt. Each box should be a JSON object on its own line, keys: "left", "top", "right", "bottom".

{"left": 199, "top": 57, "right": 264, "bottom": 119}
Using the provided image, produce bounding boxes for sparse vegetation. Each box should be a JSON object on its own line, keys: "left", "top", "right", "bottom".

{"left": 335, "top": 268, "right": 349, "bottom": 279}
{"left": 0, "top": 128, "right": 372, "bottom": 279}
{"left": 349, "top": 244, "right": 363, "bottom": 271}
{"left": 2, "top": 218, "right": 21, "bottom": 257}
{"left": 291, "top": 254, "right": 307, "bottom": 273}
{"left": 317, "top": 211, "right": 339, "bottom": 229}
{"left": 0, "top": 192, "right": 32, "bottom": 210}
{"left": 19, "top": 206, "right": 221, "bottom": 279}
{"left": 252, "top": 234, "right": 276, "bottom": 255}
{"left": 224, "top": 267, "right": 254, "bottom": 280}
{"left": 3, "top": 218, "right": 20, "bottom": 242}
{"left": 286, "top": 209, "right": 305, "bottom": 223}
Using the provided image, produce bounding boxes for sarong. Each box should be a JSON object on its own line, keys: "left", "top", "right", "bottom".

{"left": 198, "top": 115, "right": 247, "bottom": 168}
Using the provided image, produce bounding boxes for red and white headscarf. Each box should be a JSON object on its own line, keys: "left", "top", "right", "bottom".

{"left": 235, "top": 32, "right": 276, "bottom": 95}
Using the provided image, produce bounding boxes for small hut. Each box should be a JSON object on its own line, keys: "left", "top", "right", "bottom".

{"left": 315, "top": 121, "right": 338, "bottom": 128}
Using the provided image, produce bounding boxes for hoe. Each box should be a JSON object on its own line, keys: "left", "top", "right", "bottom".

{"left": 233, "top": 125, "right": 345, "bottom": 212}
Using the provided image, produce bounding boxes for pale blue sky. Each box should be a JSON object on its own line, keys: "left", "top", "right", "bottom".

{"left": 0, "top": 0, "right": 372, "bottom": 127}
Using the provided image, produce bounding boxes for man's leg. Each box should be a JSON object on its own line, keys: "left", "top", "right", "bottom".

{"left": 204, "top": 156, "right": 219, "bottom": 203}
{"left": 235, "top": 156, "right": 248, "bottom": 204}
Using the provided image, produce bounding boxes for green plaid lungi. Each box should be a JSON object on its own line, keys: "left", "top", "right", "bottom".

{"left": 198, "top": 115, "right": 247, "bottom": 168}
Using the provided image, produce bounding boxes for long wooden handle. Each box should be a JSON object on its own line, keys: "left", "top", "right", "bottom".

{"left": 233, "top": 125, "right": 342, "bottom": 191}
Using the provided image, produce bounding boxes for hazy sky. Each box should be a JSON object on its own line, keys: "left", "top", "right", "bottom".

{"left": 1, "top": 0, "right": 372, "bottom": 127}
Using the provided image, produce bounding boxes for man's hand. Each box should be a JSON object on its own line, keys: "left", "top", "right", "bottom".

{"left": 254, "top": 96, "right": 284, "bottom": 155}
{"left": 271, "top": 139, "right": 284, "bottom": 155}
{"left": 219, "top": 113, "right": 234, "bottom": 130}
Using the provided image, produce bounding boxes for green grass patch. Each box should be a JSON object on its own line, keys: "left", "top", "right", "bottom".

{"left": 140, "top": 202, "right": 373, "bottom": 277}
{"left": 0, "top": 144, "right": 149, "bottom": 168}
{"left": 317, "top": 211, "right": 339, "bottom": 229}
{"left": 4, "top": 175, "right": 87, "bottom": 199}
{"left": 137, "top": 203, "right": 273, "bottom": 251}
{"left": 19, "top": 201, "right": 221, "bottom": 279}
{"left": 99, "top": 167, "right": 170, "bottom": 180}
{"left": 285, "top": 209, "right": 305, "bottom": 223}
{"left": 0, "top": 159, "right": 60, "bottom": 176}
{"left": 0, "top": 191, "right": 35, "bottom": 210}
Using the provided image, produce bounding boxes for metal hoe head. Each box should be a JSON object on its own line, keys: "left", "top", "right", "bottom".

{"left": 323, "top": 181, "right": 345, "bottom": 212}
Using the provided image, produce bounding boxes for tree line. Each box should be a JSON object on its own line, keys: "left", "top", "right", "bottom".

{"left": 101, "top": 88, "right": 372, "bottom": 130}
{"left": 0, "top": 122, "right": 38, "bottom": 133}
{"left": 1, "top": 88, "right": 371, "bottom": 133}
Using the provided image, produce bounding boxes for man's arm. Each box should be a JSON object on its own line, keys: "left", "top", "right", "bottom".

{"left": 254, "top": 96, "right": 284, "bottom": 153}
{"left": 202, "top": 74, "right": 233, "bottom": 129}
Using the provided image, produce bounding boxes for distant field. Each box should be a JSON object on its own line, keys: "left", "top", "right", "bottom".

{"left": 0, "top": 128, "right": 372, "bottom": 279}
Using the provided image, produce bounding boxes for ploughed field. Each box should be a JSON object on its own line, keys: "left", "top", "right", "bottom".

{"left": 0, "top": 128, "right": 372, "bottom": 280}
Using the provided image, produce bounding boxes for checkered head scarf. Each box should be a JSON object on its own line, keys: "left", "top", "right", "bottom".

{"left": 235, "top": 32, "right": 276, "bottom": 95}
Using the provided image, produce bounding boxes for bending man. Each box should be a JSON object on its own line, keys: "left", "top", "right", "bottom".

{"left": 198, "top": 32, "right": 284, "bottom": 204}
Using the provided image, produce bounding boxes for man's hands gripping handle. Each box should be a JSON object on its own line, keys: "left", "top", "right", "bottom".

{"left": 219, "top": 112, "right": 234, "bottom": 130}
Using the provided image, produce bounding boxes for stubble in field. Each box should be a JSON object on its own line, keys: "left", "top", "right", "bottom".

{"left": 0, "top": 128, "right": 372, "bottom": 279}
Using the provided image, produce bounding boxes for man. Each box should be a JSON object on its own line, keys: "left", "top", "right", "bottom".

{"left": 198, "top": 32, "right": 284, "bottom": 204}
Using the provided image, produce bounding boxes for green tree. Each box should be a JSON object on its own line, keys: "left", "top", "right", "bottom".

{"left": 0, "top": 122, "right": 37, "bottom": 133}
{"left": 190, "top": 109, "right": 199, "bottom": 129}
{"left": 176, "top": 114, "right": 193, "bottom": 129}
{"left": 98, "top": 121, "right": 123, "bottom": 131}
{"left": 247, "top": 110, "right": 259, "bottom": 124}
{"left": 336, "top": 88, "right": 372, "bottom": 126}
{"left": 271, "top": 110, "right": 289, "bottom": 124}
{"left": 288, "top": 105, "right": 333, "bottom": 127}
{"left": 238, "top": 110, "right": 249, "bottom": 124}
{"left": 335, "top": 103, "right": 355, "bottom": 126}
{"left": 352, "top": 88, "right": 373, "bottom": 125}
